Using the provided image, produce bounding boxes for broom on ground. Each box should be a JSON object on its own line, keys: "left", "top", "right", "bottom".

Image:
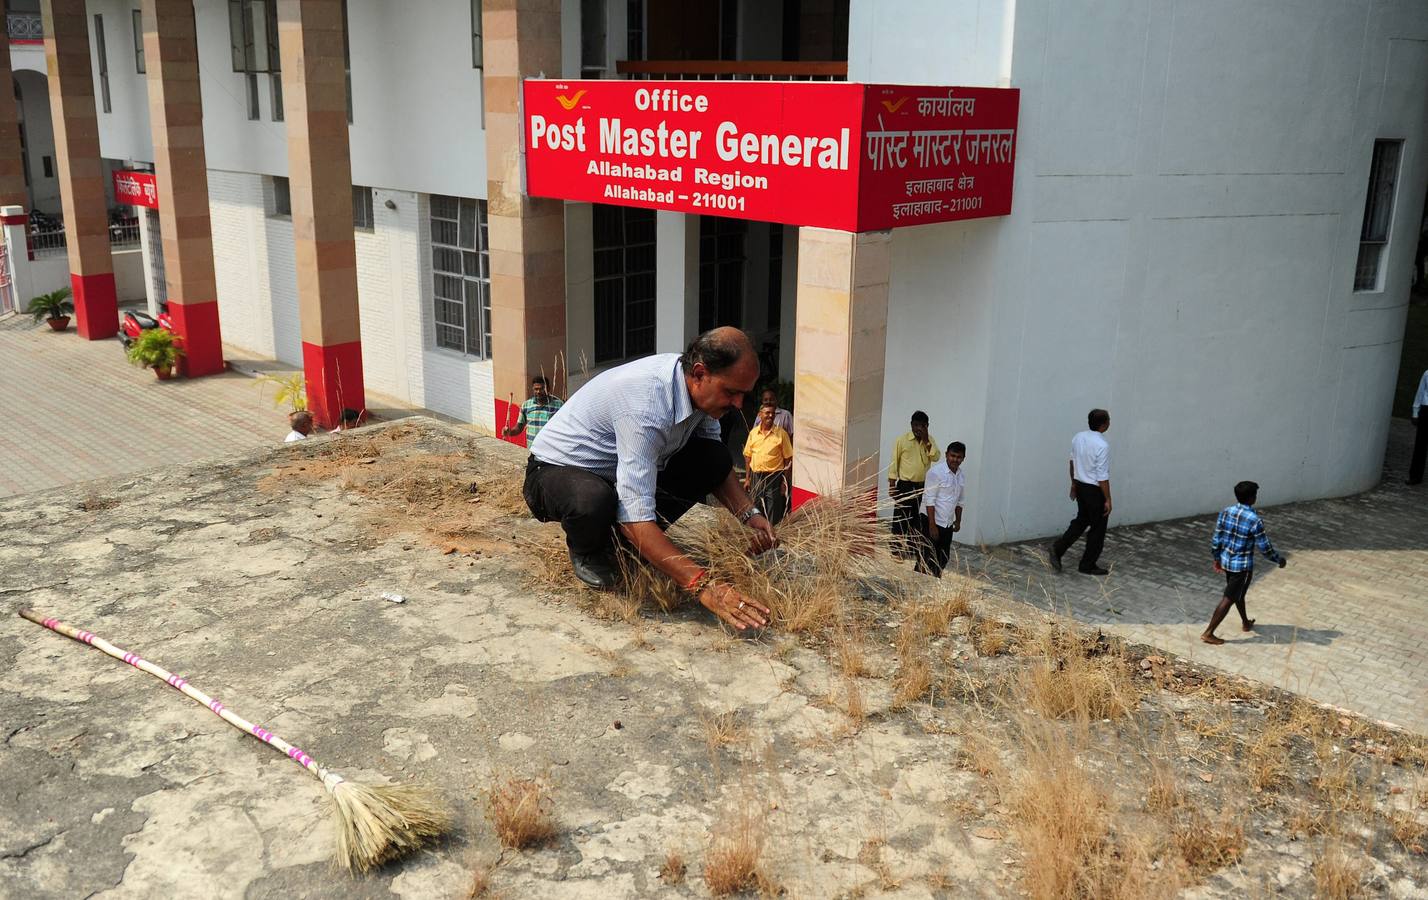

{"left": 18, "top": 609, "right": 450, "bottom": 873}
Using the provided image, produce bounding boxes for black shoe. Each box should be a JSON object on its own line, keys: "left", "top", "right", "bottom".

{"left": 1048, "top": 546, "right": 1063, "bottom": 573}
{"left": 1078, "top": 565, "right": 1110, "bottom": 576}
{"left": 570, "top": 552, "right": 620, "bottom": 590}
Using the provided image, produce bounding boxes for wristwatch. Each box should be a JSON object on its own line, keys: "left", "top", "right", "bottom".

{"left": 739, "top": 505, "right": 763, "bottom": 524}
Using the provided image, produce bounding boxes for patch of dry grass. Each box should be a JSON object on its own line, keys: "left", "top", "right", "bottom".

{"left": 969, "top": 617, "right": 1014, "bottom": 657}
{"left": 891, "top": 656, "right": 933, "bottom": 710}
{"left": 1313, "top": 841, "right": 1366, "bottom": 899}
{"left": 1171, "top": 809, "right": 1244, "bottom": 879}
{"left": 486, "top": 777, "right": 556, "bottom": 850}
{"left": 659, "top": 849, "right": 687, "bottom": 884}
{"left": 1388, "top": 809, "right": 1427, "bottom": 854}
{"left": 700, "top": 709, "right": 749, "bottom": 754}
{"left": 1004, "top": 721, "right": 1169, "bottom": 900}
{"left": 704, "top": 805, "right": 775, "bottom": 896}
{"left": 1015, "top": 624, "right": 1137, "bottom": 722}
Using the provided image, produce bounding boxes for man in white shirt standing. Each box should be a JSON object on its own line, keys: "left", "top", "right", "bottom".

{"left": 1050, "top": 408, "right": 1112, "bottom": 576}
{"left": 1409, "top": 369, "right": 1428, "bottom": 486}
{"left": 918, "top": 441, "right": 966, "bottom": 578}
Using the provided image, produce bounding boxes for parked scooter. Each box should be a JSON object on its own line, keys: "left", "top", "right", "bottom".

{"left": 120, "top": 303, "right": 172, "bottom": 349}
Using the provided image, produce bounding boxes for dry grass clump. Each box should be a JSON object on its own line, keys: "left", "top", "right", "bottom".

{"left": 839, "top": 676, "right": 868, "bottom": 732}
{"left": 834, "top": 625, "right": 874, "bottom": 678}
{"left": 891, "top": 656, "right": 933, "bottom": 710}
{"left": 1146, "top": 758, "right": 1185, "bottom": 813}
{"left": 659, "top": 849, "right": 688, "bottom": 884}
{"left": 1004, "top": 722, "right": 1165, "bottom": 899}
{"left": 1313, "top": 841, "right": 1366, "bottom": 899}
{"left": 1015, "top": 625, "right": 1136, "bottom": 722}
{"left": 464, "top": 862, "right": 495, "bottom": 898}
{"left": 700, "top": 709, "right": 749, "bottom": 753}
{"left": 486, "top": 777, "right": 556, "bottom": 850}
{"left": 77, "top": 492, "right": 119, "bottom": 512}
{"left": 1247, "top": 717, "right": 1294, "bottom": 795}
{"left": 703, "top": 805, "right": 775, "bottom": 896}
{"left": 1170, "top": 809, "right": 1244, "bottom": 878}
{"left": 1388, "top": 809, "right": 1427, "bottom": 854}
{"left": 969, "top": 617, "right": 1014, "bottom": 657}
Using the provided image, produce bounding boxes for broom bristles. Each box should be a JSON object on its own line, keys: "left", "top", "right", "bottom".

{"left": 329, "top": 779, "right": 450, "bottom": 872}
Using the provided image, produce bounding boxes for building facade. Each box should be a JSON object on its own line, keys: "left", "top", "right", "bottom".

{"left": 8, "top": 0, "right": 1427, "bottom": 544}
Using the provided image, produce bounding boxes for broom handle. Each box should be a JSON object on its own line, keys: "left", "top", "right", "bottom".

{"left": 18, "top": 609, "right": 345, "bottom": 792}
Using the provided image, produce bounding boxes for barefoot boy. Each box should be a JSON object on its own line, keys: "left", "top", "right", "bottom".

{"left": 1203, "top": 481, "right": 1287, "bottom": 644}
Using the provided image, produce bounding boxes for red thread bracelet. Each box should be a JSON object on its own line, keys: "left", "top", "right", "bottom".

{"left": 683, "top": 569, "right": 710, "bottom": 594}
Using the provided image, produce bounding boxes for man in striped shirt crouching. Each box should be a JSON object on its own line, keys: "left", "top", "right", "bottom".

{"left": 1202, "top": 480, "right": 1288, "bottom": 645}
{"left": 524, "top": 327, "right": 776, "bottom": 631}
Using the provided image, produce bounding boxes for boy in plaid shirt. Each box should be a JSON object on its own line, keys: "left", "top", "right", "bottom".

{"left": 1202, "top": 480, "right": 1288, "bottom": 645}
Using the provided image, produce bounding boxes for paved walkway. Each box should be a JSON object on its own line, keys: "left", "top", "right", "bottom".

{"left": 0, "top": 313, "right": 305, "bottom": 497}
{"left": 963, "top": 421, "right": 1428, "bottom": 735}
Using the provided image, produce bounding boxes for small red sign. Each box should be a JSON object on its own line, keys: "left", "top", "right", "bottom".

{"left": 113, "top": 170, "right": 158, "bottom": 209}
{"left": 522, "top": 80, "right": 1018, "bottom": 232}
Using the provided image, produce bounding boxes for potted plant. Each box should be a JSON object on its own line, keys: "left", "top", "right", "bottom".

{"left": 26, "top": 287, "right": 74, "bottom": 331}
{"left": 126, "top": 327, "right": 184, "bottom": 380}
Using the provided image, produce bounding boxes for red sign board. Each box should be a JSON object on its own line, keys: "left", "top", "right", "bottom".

{"left": 113, "top": 170, "right": 158, "bottom": 209}
{"left": 522, "top": 80, "right": 1018, "bottom": 232}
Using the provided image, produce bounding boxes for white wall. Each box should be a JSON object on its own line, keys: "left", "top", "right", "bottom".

{"left": 13, "top": 68, "right": 59, "bottom": 212}
{"left": 96, "top": 0, "right": 486, "bottom": 201}
{"left": 205, "top": 171, "right": 495, "bottom": 428}
{"left": 855, "top": 0, "right": 1428, "bottom": 544}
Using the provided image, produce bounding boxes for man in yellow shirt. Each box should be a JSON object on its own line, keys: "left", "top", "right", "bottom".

{"left": 887, "top": 411, "right": 939, "bottom": 556}
{"left": 743, "top": 403, "right": 794, "bottom": 525}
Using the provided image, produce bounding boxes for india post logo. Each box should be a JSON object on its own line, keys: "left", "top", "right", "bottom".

{"left": 555, "top": 89, "right": 588, "bottom": 111}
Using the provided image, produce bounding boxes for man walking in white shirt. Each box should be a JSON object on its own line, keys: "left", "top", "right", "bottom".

{"left": 1050, "top": 409, "right": 1112, "bottom": 576}
{"left": 1408, "top": 369, "right": 1428, "bottom": 486}
{"left": 918, "top": 441, "right": 966, "bottom": 578}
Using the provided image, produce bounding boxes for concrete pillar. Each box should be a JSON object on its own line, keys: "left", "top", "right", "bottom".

{"left": 790, "top": 228, "right": 891, "bottom": 505}
{"left": 654, "top": 210, "right": 699, "bottom": 352}
{"left": 1, "top": 205, "right": 35, "bottom": 309}
{"left": 142, "top": 0, "right": 224, "bottom": 377}
{"left": 483, "top": 0, "right": 565, "bottom": 440}
{"left": 0, "top": 38, "right": 29, "bottom": 209}
{"left": 41, "top": 0, "right": 118, "bottom": 339}
{"left": 277, "top": 0, "right": 365, "bottom": 428}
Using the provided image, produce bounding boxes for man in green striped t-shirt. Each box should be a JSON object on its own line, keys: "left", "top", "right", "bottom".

{"left": 504, "top": 375, "right": 564, "bottom": 444}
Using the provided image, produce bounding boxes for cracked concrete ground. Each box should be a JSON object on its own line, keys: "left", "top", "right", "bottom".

{"left": 2, "top": 419, "right": 1425, "bottom": 899}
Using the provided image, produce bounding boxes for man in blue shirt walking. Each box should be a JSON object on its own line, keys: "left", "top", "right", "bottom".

{"left": 1202, "top": 480, "right": 1288, "bottom": 645}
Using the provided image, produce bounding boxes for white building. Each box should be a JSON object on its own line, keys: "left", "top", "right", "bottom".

{"left": 15, "top": 0, "right": 1427, "bottom": 544}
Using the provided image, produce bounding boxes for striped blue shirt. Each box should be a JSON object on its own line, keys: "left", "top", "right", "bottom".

{"left": 530, "top": 353, "right": 722, "bottom": 523}
{"left": 1210, "top": 503, "right": 1283, "bottom": 572}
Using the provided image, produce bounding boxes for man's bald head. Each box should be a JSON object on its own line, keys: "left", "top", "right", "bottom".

{"left": 680, "top": 326, "right": 755, "bottom": 374}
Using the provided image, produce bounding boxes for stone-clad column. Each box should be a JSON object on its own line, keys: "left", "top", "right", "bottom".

{"left": 277, "top": 0, "right": 364, "bottom": 428}
{"left": 791, "top": 228, "right": 891, "bottom": 505}
{"left": 0, "top": 38, "right": 29, "bottom": 209}
{"left": 482, "top": 0, "right": 566, "bottom": 440}
{"left": 141, "top": 0, "right": 224, "bottom": 376}
{"left": 42, "top": 0, "right": 118, "bottom": 339}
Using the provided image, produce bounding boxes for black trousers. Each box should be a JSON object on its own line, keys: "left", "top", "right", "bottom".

{"left": 920, "top": 522, "right": 956, "bottom": 578}
{"left": 749, "top": 469, "right": 789, "bottom": 526}
{"left": 522, "top": 438, "right": 732, "bottom": 556}
{"left": 1410, "top": 414, "right": 1428, "bottom": 483}
{"left": 891, "top": 479, "right": 925, "bottom": 541}
{"left": 1053, "top": 481, "right": 1108, "bottom": 571}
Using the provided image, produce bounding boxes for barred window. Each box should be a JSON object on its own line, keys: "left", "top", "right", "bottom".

{"left": 1353, "top": 140, "right": 1403, "bottom": 292}
{"left": 593, "top": 205, "right": 656, "bottom": 364}
{"left": 430, "top": 195, "right": 491, "bottom": 358}
{"left": 352, "top": 186, "right": 373, "bottom": 230}
{"left": 698, "top": 216, "right": 746, "bottom": 332}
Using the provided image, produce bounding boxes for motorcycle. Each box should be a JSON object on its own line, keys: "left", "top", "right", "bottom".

{"left": 120, "top": 302, "right": 173, "bottom": 349}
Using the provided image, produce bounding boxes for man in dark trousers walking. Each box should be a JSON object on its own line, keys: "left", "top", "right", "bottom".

{"left": 1050, "top": 408, "right": 1112, "bottom": 575}
{"left": 1202, "top": 480, "right": 1287, "bottom": 644}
